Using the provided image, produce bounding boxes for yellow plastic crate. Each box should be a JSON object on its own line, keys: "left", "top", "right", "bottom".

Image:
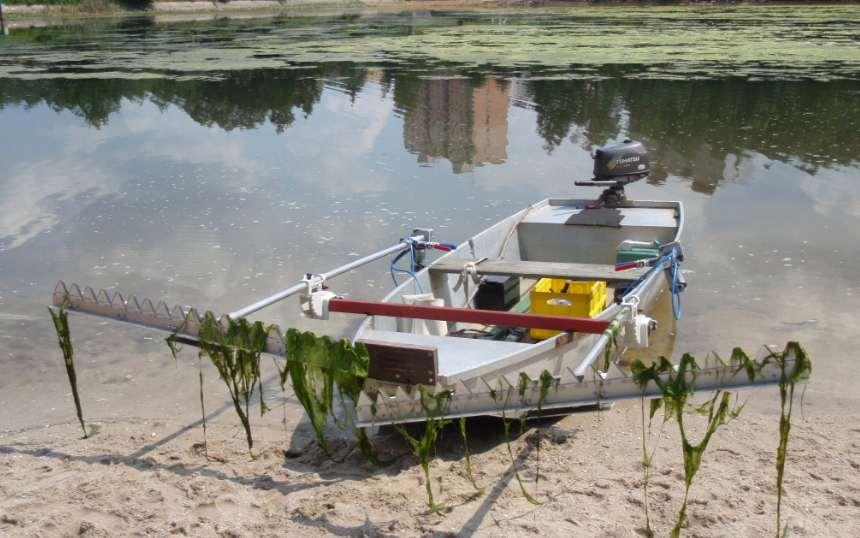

{"left": 529, "top": 278, "right": 607, "bottom": 340}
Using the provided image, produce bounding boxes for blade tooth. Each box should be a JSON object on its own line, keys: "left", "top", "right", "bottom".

{"left": 124, "top": 296, "right": 148, "bottom": 325}
{"left": 217, "top": 314, "right": 232, "bottom": 331}
{"left": 126, "top": 295, "right": 143, "bottom": 313}
{"left": 501, "top": 373, "right": 519, "bottom": 389}
{"left": 357, "top": 390, "right": 375, "bottom": 407}
{"left": 108, "top": 294, "right": 127, "bottom": 316}
{"left": 110, "top": 291, "right": 125, "bottom": 307}
{"left": 266, "top": 328, "right": 285, "bottom": 356}
{"left": 96, "top": 288, "right": 111, "bottom": 305}
{"left": 183, "top": 309, "right": 201, "bottom": 333}
{"left": 68, "top": 283, "right": 84, "bottom": 301}
{"left": 483, "top": 375, "right": 508, "bottom": 392}
{"left": 454, "top": 380, "right": 472, "bottom": 396}
{"left": 480, "top": 375, "right": 499, "bottom": 392}
{"left": 82, "top": 286, "right": 98, "bottom": 304}
{"left": 153, "top": 301, "right": 171, "bottom": 320}
{"left": 393, "top": 386, "right": 410, "bottom": 402}
{"left": 560, "top": 366, "right": 580, "bottom": 384}
{"left": 755, "top": 345, "right": 777, "bottom": 362}
{"left": 52, "top": 281, "right": 70, "bottom": 307}
{"left": 169, "top": 304, "right": 187, "bottom": 321}
{"left": 185, "top": 307, "right": 202, "bottom": 323}
{"left": 140, "top": 298, "right": 156, "bottom": 315}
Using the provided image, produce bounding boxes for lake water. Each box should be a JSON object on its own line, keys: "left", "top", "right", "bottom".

{"left": 0, "top": 6, "right": 858, "bottom": 430}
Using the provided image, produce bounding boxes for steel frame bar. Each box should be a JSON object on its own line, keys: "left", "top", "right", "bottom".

{"left": 228, "top": 240, "right": 412, "bottom": 318}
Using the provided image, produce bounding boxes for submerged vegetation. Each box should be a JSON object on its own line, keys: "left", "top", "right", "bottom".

{"left": 50, "top": 312, "right": 810, "bottom": 534}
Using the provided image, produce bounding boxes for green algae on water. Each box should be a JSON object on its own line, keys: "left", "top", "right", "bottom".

{"left": 48, "top": 305, "right": 88, "bottom": 438}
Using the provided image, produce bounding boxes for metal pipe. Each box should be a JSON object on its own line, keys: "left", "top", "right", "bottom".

{"left": 328, "top": 298, "right": 611, "bottom": 333}
{"left": 573, "top": 333, "right": 610, "bottom": 380}
{"left": 228, "top": 241, "right": 410, "bottom": 319}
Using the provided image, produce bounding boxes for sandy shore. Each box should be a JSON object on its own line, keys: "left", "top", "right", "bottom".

{"left": 1, "top": 385, "right": 857, "bottom": 536}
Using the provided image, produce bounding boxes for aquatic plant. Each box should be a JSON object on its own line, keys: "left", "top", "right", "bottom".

{"left": 458, "top": 417, "right": 482, "bottom": 493}
{"left": 195, "top": 313, "right": 270, "bottom": 456}
{"left": 165, "top": 334, "right": 209, "bottom": 457}
{"left": 281, "top": 328, "right": 376, "bottom": 462}
{"left": 490, "top": 374, "right": 541, "bottom": 505}
{"left": 717, "top": 344, "right": 811, "bottom": 536}
{"left": 392, "top": 387, "right": 453, "bottom": 512}
{"left": 632, "top": 343, "right": 811, "bottom": 537}
{"left": 638, "top": 395, "right": 669, "bottom": 538}
{"left": 767, "top": 343, "right": 811, "bottom": 537}
{"left": 632, "top": 355, "right": 743, "bottom": 537}
{"left": 48, "top": 305, "right": 88, "bottom": 438}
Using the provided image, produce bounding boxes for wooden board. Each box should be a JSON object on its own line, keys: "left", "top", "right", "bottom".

{"left": 362, "top": 339, "right": 438, "bottom": 386}
{"left": 428, "top": 258, "right": 647, "bottom": 284}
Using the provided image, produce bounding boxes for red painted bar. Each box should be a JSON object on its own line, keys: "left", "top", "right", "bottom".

{"left": 328, "top": 298, "right": 610, "bottom": 334}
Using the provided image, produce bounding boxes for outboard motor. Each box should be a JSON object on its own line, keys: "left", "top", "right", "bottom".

{"left": 576, "top": 139, "right": 650, "bottom": 206}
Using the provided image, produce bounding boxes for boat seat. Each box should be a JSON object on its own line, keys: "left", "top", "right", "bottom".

{"left": 429, "top": 258, "right": 647, "bottom": 284}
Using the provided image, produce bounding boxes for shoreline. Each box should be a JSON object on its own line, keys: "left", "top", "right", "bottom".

{"left": 2, "top": 0, "right": 515, "bottom": 24}
{"left": 3, "top": 1, "right": 857, "bottom": 28}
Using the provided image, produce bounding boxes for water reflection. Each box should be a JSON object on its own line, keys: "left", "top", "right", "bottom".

{"left": 0, "top": 11, "right": 859, "bottom": 428}
{"left": 1, "top": 71, "right": 856, "bottom": 185}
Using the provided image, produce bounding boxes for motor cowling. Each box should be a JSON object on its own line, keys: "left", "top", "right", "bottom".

{"left": 593, "top": 139, "right": 649, "bottom": 181}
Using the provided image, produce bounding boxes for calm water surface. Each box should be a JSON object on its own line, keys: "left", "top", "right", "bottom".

{"left": 0, "top": 8, "right": 858, "bottom": 429}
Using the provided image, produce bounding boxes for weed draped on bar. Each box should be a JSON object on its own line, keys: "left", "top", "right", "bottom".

{"left": 392, "top": 388, "right": 453, "bottom": 512}
{"left": 195, "top": 313, "right": 270, "bottom": 456}
{"left": 631, "top": 342, "right": 810, "bottom": 537}
{"left": 281, "top": 328, "right": 377, "bottom": 462}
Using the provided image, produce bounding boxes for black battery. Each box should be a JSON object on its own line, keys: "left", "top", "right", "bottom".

{"left": 473, "top": 275, "right": 520, "bottom": 311}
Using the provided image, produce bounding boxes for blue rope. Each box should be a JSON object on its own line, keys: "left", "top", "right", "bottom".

{"left": 668, "top": 247, "right": 682, "bottom": 320}
{"left": 389, "top": 239, "right": 424, "bottom": 293}
{"left": 620, "top": 247, "right": 683, "bottom": 320}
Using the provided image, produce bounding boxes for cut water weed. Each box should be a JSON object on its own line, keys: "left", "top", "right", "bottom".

{"left": 632, "top": 343, "right": 811, "bottom": 537}
{"left": 48, "top": 304, "right": 88, "bottom": 438}
{"left": 393, "top": 387, "right": 453, "bottom": 512}
{"left": 196, "top": 313, "right": 270, "bottom": 457}
{"left": 633, "top": 355, "right": 743, "bottom": 537}
{"left": 282, "top": 328, "right": 377, "bottom": 462}
{"left": 769, "top": 342, "right": 811, "bottom": 537}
